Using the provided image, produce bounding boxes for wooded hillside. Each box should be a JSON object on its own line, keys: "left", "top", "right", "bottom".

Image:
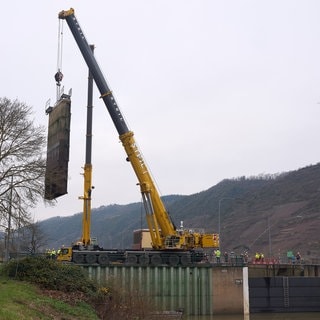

{"left": 39, "top": 163, "right": 320, "bottom": 262}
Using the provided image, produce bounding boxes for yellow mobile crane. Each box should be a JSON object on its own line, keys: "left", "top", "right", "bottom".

{"left": 57, "top": 8, "right": 219, "bottom": 266}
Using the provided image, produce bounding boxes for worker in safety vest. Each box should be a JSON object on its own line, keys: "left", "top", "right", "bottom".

{"left": 215, "top": 249, "right": 221, "bottom": 263}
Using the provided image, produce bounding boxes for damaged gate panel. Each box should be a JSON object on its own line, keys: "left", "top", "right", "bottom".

{"left": 45, "top": 94, "right": 71, "bottom": 200}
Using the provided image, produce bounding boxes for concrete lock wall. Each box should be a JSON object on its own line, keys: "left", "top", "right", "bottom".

{"left": 212, "top": 266, "right": 246, "bottom": 314}
{"left": 83, "top": 265, "right": 247, "bottom": 316}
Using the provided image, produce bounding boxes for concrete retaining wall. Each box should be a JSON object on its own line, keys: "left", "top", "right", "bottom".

{"left": 212, "top": 266, "right": 245, "bottom": 314}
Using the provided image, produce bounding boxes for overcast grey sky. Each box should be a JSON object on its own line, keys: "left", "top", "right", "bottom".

{"left": 2, "top": 1, "right": 320, "bottom": 221}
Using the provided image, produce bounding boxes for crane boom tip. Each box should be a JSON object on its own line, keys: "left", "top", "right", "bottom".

{"left": 58, "top": 8, "right": 74, "bottom": 19}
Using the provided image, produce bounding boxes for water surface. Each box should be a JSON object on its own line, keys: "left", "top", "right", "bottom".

{"left": 186, "top": 313, "right": 320, "bottom": 320}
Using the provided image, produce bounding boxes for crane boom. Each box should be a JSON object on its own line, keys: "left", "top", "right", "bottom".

{"left": 58, "top": 8, "right": 219, "bottom": 252}
{"left": 80, "top": 45, "right": 94, "bottom": 246}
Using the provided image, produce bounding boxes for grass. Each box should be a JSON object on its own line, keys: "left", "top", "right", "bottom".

{"left": 0, "top": 276, "right": 99, "bottom": 320}
{"left": 0, "top": 256, "right": 157, "bottom": 319}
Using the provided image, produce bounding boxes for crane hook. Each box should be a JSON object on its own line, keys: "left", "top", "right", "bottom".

{"left": 54, "top": 70, "right": 63, "bottom": 86}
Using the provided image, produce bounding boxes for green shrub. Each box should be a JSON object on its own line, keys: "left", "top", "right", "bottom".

{"left": 1, "top": 257, "right": 156, "bottom": 319}
{"left": 2, "top": 256, "right": 97, "bottom": 294}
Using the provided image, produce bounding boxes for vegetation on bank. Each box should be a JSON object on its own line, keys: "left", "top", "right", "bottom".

{"left": 0, "top": 256, "right": 154, "bottom": 319}
{"left": 0, "top": 279, "right": 98, "bottom": 320}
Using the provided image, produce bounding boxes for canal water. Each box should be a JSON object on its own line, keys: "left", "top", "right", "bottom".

{"left": 186, "top": 313, "right": 320, "bottom": 320}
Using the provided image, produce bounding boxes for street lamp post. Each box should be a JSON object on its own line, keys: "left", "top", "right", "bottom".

{"left": 218, "top": 197, "right": 234, "bottom": 251}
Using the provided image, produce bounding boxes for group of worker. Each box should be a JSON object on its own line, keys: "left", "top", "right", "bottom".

{"left": 45, "top": 248, "right": 61, "bottom": 259}
{"left": 213, "top": 249, "right": 303, "bottom": 265}
{"left": 214, "top": 249, "right": 240, "bottom": 264}
{"left": 287, "top": 250, "right": 302, "bottom": 264}
{"left": 254, "top": 252, "right": 265, "bottom": 263}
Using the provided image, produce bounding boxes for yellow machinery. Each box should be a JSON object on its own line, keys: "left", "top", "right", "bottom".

{"left": 57, "top": 8, "right": 219, "bottom": 266}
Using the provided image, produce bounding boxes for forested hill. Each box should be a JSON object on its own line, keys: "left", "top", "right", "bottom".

{"left": 39, "top": 163, "right": 320, "bottom": 262}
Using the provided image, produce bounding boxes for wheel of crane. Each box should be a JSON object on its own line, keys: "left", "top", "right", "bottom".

{"left": 73, "top": 253, "right": 85, "bottom": 264}
{"left": 138, "top": 255, "right": 149, "bottom": 266}
{"left": 85, "top": 253, "right": 97, "bottom": 264}
{"left": 180, "top": 254, "right": 191, "bottom": 266}
{"left": 126, "top": 255, "right": 138, "bottom": 264}
{"left": 151, "top": 254, "right": 162, "bottom": 266}
{"left": 168, "top": 254, "right": 179, "bottom": 266}
{"left": 98, "top": 253, "right": 109, "bottom": 266}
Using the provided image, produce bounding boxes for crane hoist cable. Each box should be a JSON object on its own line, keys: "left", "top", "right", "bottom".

{"left": 55, "top": 19, "right": 64, "bottom": 100}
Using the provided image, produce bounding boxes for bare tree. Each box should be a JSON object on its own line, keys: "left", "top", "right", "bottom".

{"left": 0, "top": 97, "right": 47, "bottom": 231}
{"left": 16, "top": 222, "right": 48, "bottom": 254}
